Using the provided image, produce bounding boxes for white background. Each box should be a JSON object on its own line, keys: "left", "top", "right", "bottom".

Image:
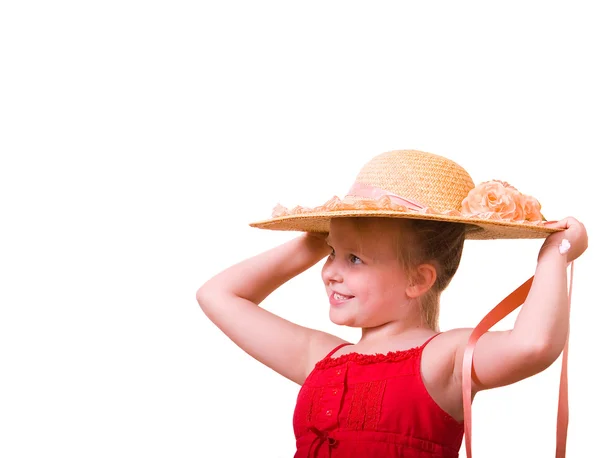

{"left": 1, "top": 2, "right": 598, "bottom": 457}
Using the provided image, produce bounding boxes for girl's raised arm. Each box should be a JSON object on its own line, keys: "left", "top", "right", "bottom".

{"left": 196, "top": 233, "right": 347, "bottom": 385}
{"left": 452, "top": 217, "right": 588, "bottom": 392}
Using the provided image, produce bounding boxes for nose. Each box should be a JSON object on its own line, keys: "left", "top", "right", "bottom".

{"left": 322, "top": 256, "right": 343, "bottom": 285}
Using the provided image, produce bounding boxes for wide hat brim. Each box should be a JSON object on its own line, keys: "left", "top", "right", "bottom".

{"left": 249, "top": 209, "right": 559, "bottom": 240}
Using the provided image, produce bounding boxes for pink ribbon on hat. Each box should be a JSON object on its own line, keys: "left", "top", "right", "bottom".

{"left": 347, "top": 182, "right": 426, "bottom": 211}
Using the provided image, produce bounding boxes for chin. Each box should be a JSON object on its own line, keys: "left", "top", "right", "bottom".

{"left": 329, "top": 310, "right": 358, "bottom": 327}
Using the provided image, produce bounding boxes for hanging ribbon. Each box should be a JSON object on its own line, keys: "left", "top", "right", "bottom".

{"left": 462, "top": 263, "right": 574, "bottom": 458}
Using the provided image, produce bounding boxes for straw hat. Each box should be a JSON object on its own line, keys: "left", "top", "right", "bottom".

{"left": 249, "top": 149, "right": 559, "bottom": 240}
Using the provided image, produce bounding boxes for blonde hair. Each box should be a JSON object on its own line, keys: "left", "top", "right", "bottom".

{"left": 347, "top": 217, "right": 466, "bottom": 331}
{"left": 398, "top": 219, "right": 466, "bottom": 331}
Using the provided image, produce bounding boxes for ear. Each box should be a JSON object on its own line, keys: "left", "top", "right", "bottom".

{"left": 406, "top": 263, "right": 437, "bottom": 298}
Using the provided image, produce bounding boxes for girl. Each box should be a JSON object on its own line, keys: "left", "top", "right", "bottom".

{"left": 196, "top": 150, "right": 587, "bottom": 457}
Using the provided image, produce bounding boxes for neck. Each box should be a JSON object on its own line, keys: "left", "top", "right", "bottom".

{"left": 359, "top": 315, "right": 434, "bottom": 345}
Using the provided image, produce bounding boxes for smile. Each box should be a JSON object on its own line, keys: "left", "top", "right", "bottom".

{"left": 329, "top": 291, "right": 354, "bottom": 306}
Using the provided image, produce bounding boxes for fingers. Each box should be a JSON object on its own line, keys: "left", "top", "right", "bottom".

{"left": 306, "top": 231, "right": 328, "bottom": 239}
{"left": 543, "top": 217, "right": 580, "bottom": 229}
{"left": 541, "top": 217, "right": 588, "bottom": 261}
{"left": 543, "top": 220, "right": 566, "bottom": 229}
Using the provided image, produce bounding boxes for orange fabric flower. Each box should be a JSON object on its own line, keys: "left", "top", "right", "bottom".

{"left": 461, "top": 180, "right": 543, "bottom": 222}
{"left": 522, "top": 195, "right": 544, "bottom": 221}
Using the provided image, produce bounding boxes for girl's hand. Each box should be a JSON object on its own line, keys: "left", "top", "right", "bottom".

{"left": 303, "top": 231, "right": 331, "bottom": 257}
{"left": 542, "top": 217, "right": 588, "bottom": 263}
{"left": 305, "top": 231, "right": 328, "bottom": 242}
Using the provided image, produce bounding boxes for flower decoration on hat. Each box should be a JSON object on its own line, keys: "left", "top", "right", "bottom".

{"left": 461, "top": 180, "right": 545, "bottom": 222}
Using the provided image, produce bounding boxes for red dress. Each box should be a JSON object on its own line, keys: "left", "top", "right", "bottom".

{"left": 293, "top": 334, "right": 464, "bottom": 457}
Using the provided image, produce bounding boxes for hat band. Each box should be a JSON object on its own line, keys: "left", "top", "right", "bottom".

{"left": 347, "top": 182, "right": 425, "bottom": 211}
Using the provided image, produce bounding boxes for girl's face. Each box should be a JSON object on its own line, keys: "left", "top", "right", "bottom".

{"left": 321, "top": 218, "right": 413, "bottom": 328}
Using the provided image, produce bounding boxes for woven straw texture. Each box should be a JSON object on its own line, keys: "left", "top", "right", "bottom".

{"left": 354, "top": 150, "right": 474, "bottom": 212}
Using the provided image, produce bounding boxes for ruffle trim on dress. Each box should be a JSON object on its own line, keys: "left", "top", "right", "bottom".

{"left": 314, "top": 346, "right": 422, "bottom": 370}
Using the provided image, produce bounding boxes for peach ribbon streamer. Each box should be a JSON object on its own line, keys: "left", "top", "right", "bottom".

{"left": 462, "top": 263, "right": 574, "bottom": 458}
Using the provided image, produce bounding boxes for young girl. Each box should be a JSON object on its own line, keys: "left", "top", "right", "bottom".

{"left": 196, "top": 150, "right": 587, "bottom": 458}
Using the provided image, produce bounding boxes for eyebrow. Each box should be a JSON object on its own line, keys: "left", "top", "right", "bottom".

{"left": 326, "top": 237, "right": 369, "bottom": 256}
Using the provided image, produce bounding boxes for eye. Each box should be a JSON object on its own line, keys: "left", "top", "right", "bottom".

{"left": 328, "top": 247, "right": 335, "bottom": 258}
{"left": 349, "top": 254, "right": 362, "bottom": 265}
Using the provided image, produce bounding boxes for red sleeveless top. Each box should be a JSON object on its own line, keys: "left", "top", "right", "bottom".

{"left": 293, "top": 334, "right": 464, "bottom": 457}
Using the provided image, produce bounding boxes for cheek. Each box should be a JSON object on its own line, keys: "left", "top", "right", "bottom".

{"left": 371, "top": 273, "right": 407, "bottom": 304}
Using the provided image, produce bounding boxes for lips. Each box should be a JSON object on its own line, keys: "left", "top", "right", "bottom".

{"left": 329, "top": 291, "right": 355, "bottom": 306}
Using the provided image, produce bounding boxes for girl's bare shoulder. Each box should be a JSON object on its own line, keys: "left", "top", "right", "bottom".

{"left": 428, "top": 328, "right": 473, "bottom": 353}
